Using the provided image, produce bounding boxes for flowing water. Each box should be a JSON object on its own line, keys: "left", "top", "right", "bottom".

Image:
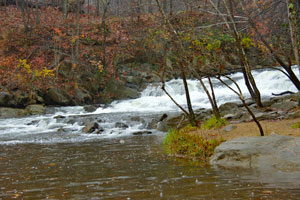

{"left": 0, "top": 67, "right": 300, "bottom": 199}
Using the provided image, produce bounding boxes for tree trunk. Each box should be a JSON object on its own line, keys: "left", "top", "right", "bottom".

{"left": 208, "top": 77, "right": 220, "bottom": 119}
{"left": 155, "top": 0, "right": 197, "bottom": 126}
{"left": 75, "top": 0, "right": 80, "bottom": 63}
{"left": 162, "top": 0, "right": 167, "bottom": 13}
{"left": 181, "top": 64, "right": 197, "bottom": 126}
{"left": 101, "top": 0, "right": 111, "bottom": 68}
{"left": 247, "top": 15, "right": 300, "bottom": 90}
{"left": 199, "top": 77, "right": 220, "bottom": 119}
{"left": 96, "top": 0, "right": 100, "bottom": 16}
{"left": 20, "top": 0, "right": 29, "bottom": 32}
{"left": 62, "top": 0, "right": 68, "bottom": 19}
{"left": 35, "top": 0, "right": 40, "bottom": 25}
{"left": 237, "top": 0, "right": 300, "bottom": 90}
{"left": 193, "top": 69, "right": 220, "bottom": 119}
{"left": 287, "top": 0, "right": 300, "bottom": 77}
{"left": 218, "top": 75, "right": 264, "bottom": 136}
{"left": 169, "top": 0, "right": 173, "bottom": 15}
{"left": 242, "top": 68, "right": 256, "bottom": 100}
{"left": 225, "top": 0, "right": 263, "bottom": 107}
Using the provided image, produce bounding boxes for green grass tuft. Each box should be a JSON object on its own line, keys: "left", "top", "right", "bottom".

{"left": 201, "top": 116, "right": 228, "bottom": 130}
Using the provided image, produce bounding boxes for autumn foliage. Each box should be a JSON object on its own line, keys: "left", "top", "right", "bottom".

{"left": 0, "top": 6, "right": 140, "bottom": 95}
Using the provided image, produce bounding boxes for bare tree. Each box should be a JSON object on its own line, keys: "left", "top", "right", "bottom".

{"left": 155, "top": 0, "right": 197, "bottom": 126}
{"left": 209, "top": 0, "right": 263, "bottom": 107}
{"left": 217, "top": 74, "right": 264, "bottom": 136}
{"left": 238, "top": 0, "right": 300, "bottom": 90}
{"left": 286, "top": 0, "right": 300, "bottom": 76}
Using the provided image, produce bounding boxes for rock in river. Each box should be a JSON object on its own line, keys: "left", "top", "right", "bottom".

{"left": 210, "top": 134, "right": 300, "bottom": 171}
{"left": 82, "top": 122, "right": 99, "bottom": 133}
{"left": 25, "top": 104, "right": 46, "bottom": 115}
{"left": 115, "top": 122, "right": 129, "bottom": 129}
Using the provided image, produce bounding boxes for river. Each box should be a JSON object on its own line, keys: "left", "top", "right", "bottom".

{"left": 0, "top": 67, "right": 300, "bottom": 199}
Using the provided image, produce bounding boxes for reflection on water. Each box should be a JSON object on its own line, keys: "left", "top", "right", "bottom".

{"left": 1, "top": 135, "right": 300, "bottom": 199}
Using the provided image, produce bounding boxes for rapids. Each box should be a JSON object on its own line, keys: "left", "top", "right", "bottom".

{"left": 0, "top": 66, "right": 298, "bottom": 144}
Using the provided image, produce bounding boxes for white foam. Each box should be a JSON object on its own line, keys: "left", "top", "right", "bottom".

{"left": 0, "top": 66, "right": 298, "bottom": 144}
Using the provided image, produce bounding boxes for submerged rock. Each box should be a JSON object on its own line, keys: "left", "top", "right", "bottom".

{"left": 210, "top": 134, "right": 300, "bottom": 171}
{"left": 115, "top": 122, "right": 129, "bottom": 129}
{"left": 130, "top": 116, "right": 145, "bottom": 123}
{"left": 83, "top": 105, "right": 97, "bottom": 112}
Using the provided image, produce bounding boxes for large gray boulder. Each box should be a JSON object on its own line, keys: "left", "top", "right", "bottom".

{"left": 0, "top": 92, "right": 16, "bottom": 107}
{"left": 147, "top": 113, "right": 187, "bottom": 131}
{"left": 271, "top": 101, "right": 298, "bottom": 112}
{"left": 43, "top": 88, "right": 75, "bottom": 106}
{"left": 74, "top": 87, "right": 92, "bottom": 105}
{"left": 0, "top": 107, "right": 27, "bottom": 118}
{"left": 210, "top": 134, "right": 300, "bottom": 171}
{"left": 25, "top": 104, "right": 46, "bottom": 115}
{"left": 219, "top": 102, "right": 239, "bottom": 116}
{"left": 101, "top": 79, "right": 139, "bottom": 103}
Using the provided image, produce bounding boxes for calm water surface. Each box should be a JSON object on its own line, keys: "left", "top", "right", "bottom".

{"left": 1, "top": 135, "right": 300, "bottom": 200}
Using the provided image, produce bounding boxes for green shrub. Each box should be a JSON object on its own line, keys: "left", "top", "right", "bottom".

{"left": 164, "top": 125, "right": 224, "bottom": 162}
{"left": 201, "top": 116, "right": 228, "bottom": 130}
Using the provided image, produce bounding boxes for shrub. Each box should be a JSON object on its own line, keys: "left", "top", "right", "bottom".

{"left": 201, "top": 116, "right": 227, "bottom": 130}
{"left": 164, "top": 124, "right": 224, "bottom": 162}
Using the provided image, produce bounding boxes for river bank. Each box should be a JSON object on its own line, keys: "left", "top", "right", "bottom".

{"left": 200, "top": 118, "right": 300, "bottom": 140}
{"left": 162, "top": 91, "right": 300, "bottom": 165}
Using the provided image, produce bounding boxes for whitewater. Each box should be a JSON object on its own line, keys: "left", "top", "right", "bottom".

{"left": 0, "top": 67, "right": 298, "bottom": 144}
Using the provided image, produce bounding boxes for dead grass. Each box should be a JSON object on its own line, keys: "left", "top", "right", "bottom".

{"left": 194, "top": 118, "right": 300, "bottom": 141}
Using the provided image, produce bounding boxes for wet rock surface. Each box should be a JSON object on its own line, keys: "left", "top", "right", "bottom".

{"left": 115, "top": 122, "right": 129, "bottom": 129}
{"left": 148, "top": 92, "right": 300, "bottom": 131}
{"left": 43, "top": 88, "right": 75, "bottom": 106}
{"left": 25, "top": 104, "right": 46, "bottom": 115}
{"left": 82, "top": 122, "right": 100, "bottom": 133}
{"left": 210, "top": 134, "right": 300, "bottom": 171}
{"left": 83, "top": 105, "right": 97, "bottom": 112}
{"left": 0, "top": 107, "right": 27, "bottom": 118}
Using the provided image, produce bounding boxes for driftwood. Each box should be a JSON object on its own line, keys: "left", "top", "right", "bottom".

{"left": 272, "top": 91, "right": 295, "bottom": 96}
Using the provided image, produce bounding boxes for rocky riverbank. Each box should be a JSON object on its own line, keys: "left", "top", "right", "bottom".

{"left": 149, "top": 92, "right": 300, "bottom": 132}
{"left": 159, "top": 92, "right": 300, "bottom": 171}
